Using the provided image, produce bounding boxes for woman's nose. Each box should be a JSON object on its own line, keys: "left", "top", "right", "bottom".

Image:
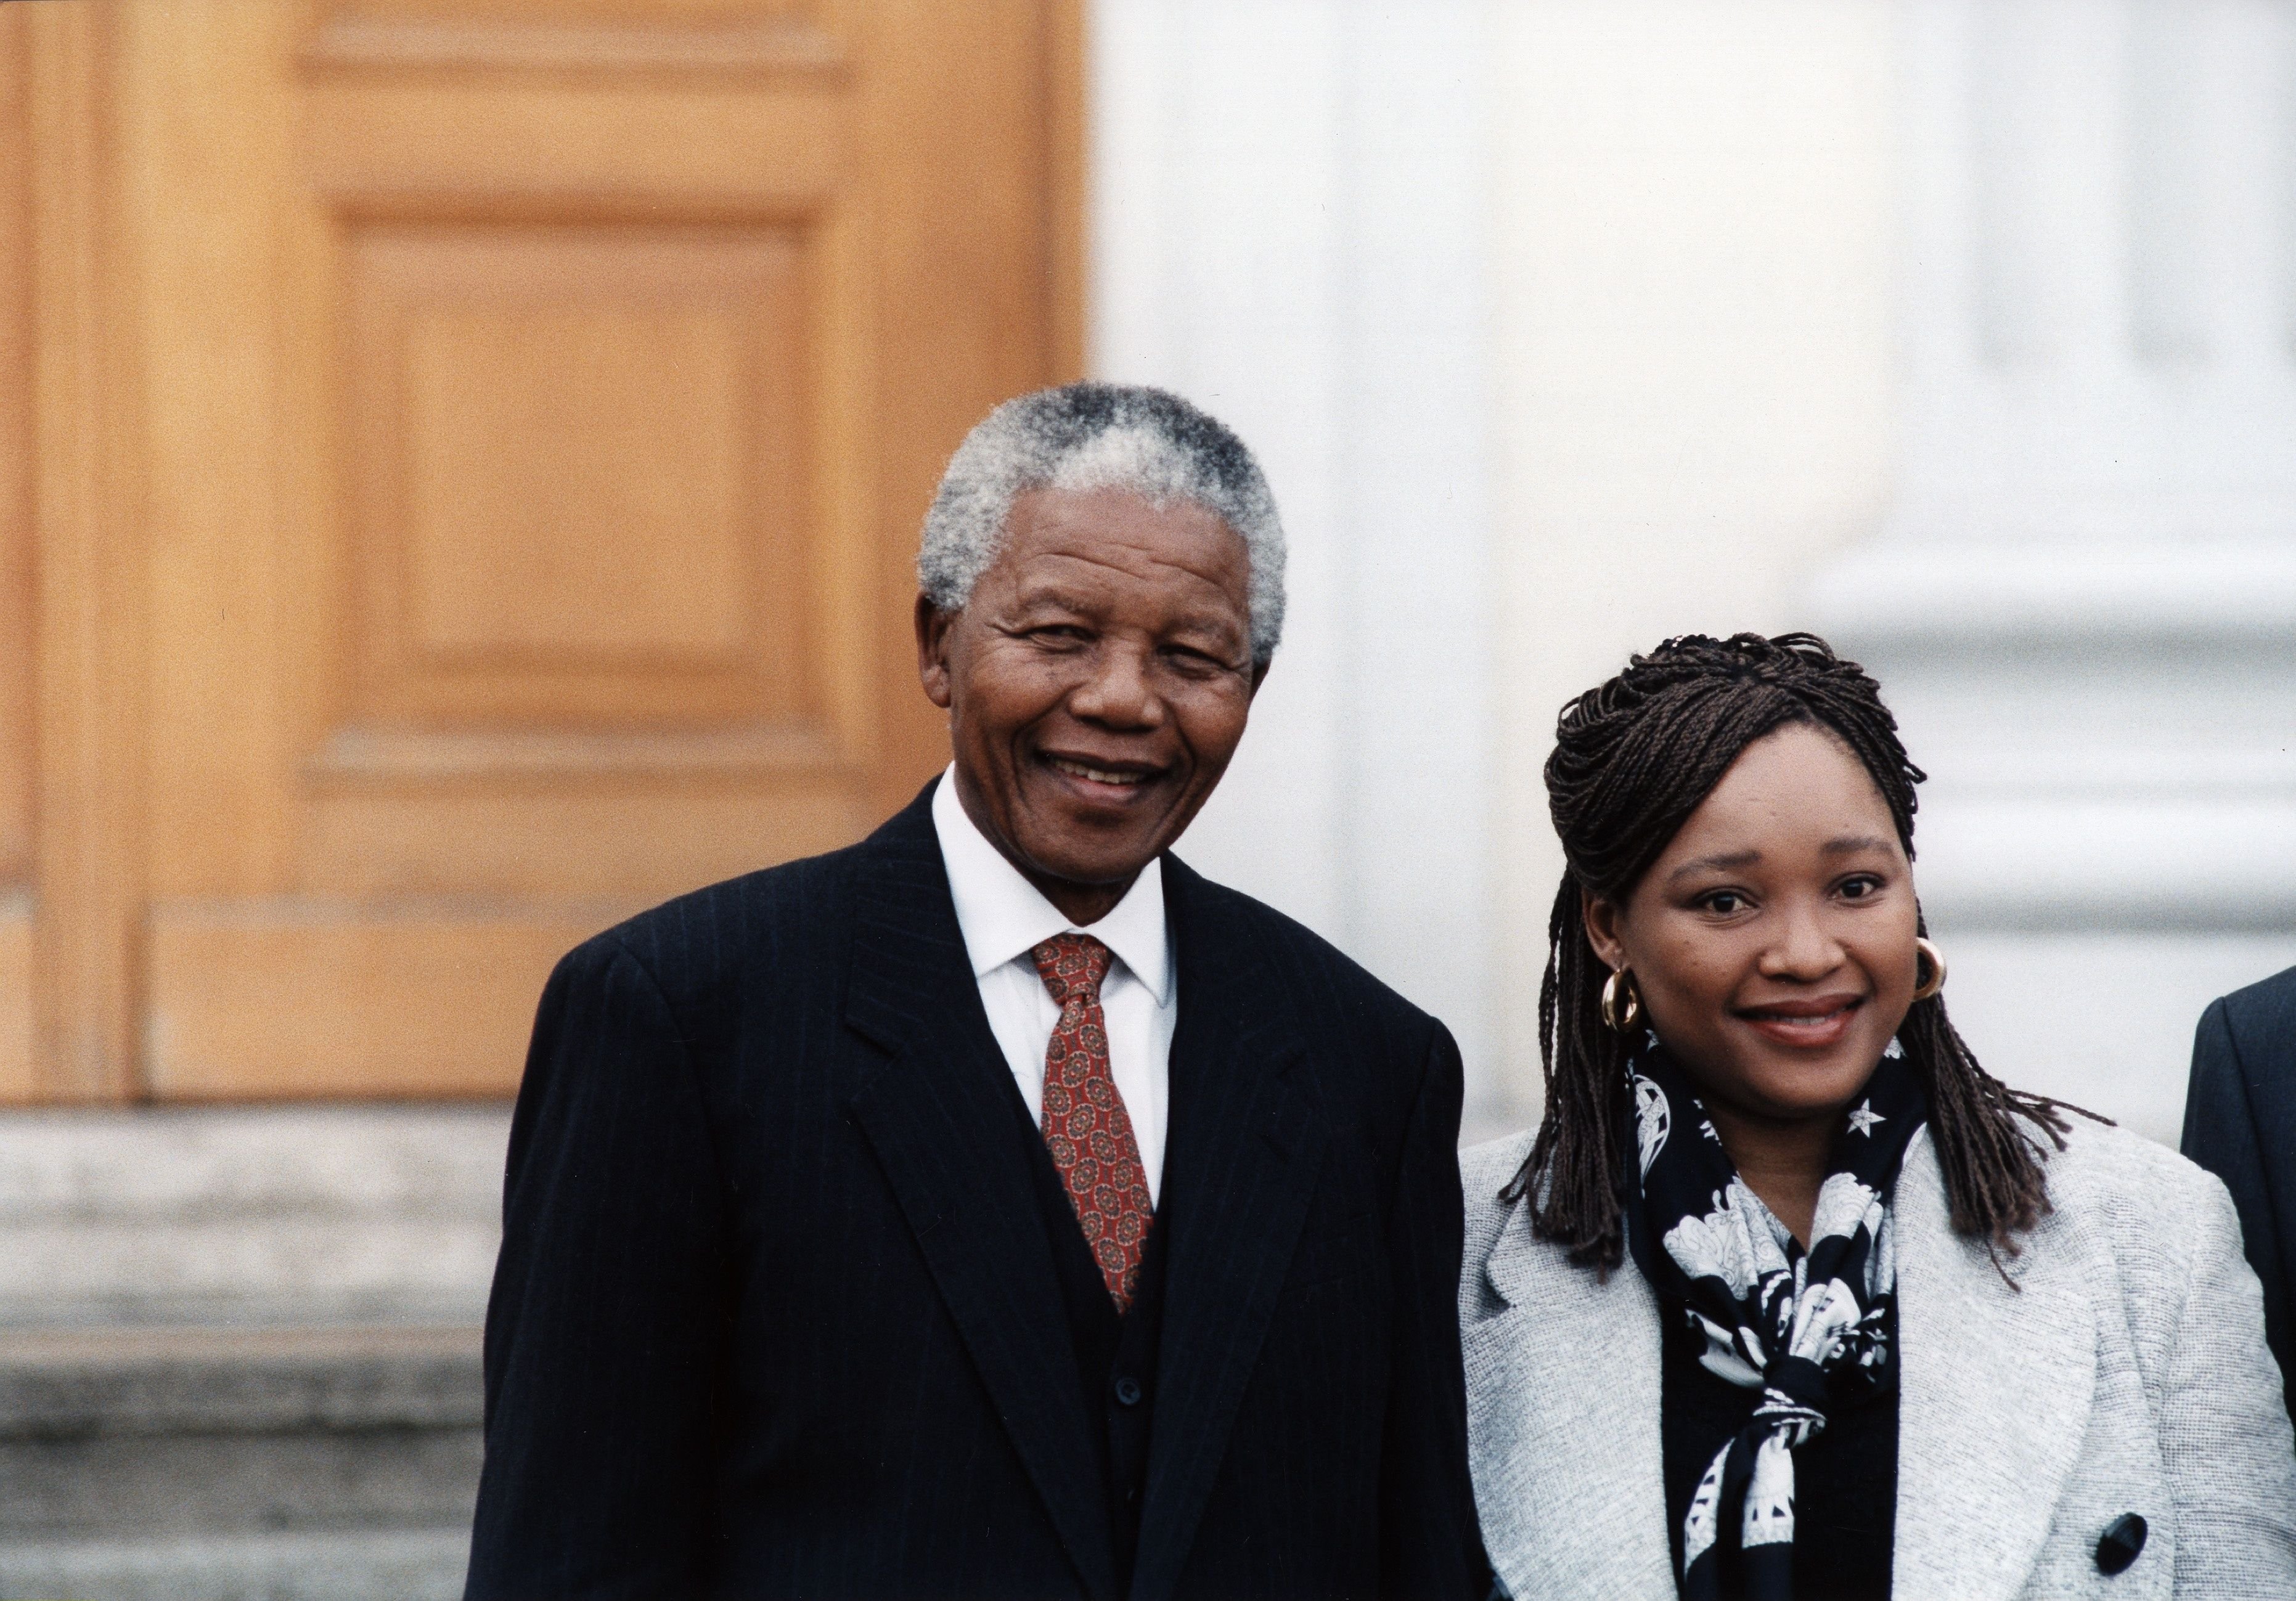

{"left": 1761, "top": 902, "right": 1844, "bottom": 979}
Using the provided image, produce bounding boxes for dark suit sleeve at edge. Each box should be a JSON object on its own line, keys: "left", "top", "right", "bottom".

{"left": 2184, "top": 996, "right": 2291, "bottom": 1404}
{"left": 465, "top": 939, "right": 736, "bottom": 1600}
{"left": 1376, "top": 1020, "right": 1494, "bottom": 1600}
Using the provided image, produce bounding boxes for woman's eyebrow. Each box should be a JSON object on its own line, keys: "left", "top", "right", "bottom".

{"left": 1821, "top": 834, "right": 1895, "bottom": 856}
{"left": 1666, "top": 849, "right": 1760, "bottom": 884}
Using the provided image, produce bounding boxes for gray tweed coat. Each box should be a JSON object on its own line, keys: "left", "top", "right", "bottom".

{"left": 1460, "top": 1118, "right": 2296, "bottom": 1599}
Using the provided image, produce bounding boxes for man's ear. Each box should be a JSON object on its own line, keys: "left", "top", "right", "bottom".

{"left": 916, "top": 594, "right": 957, "bottom": 710}
{"left": 1247, "top": 656, "right": 1271, "bottom": 698}
{"left": 1582, "top": 886, "right": 1628, "bottom": 974}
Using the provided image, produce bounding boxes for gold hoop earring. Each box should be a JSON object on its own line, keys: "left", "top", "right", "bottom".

{"left": 1912, "top": 937, "right": 1947, "bottom": 1002}
{"left": 1600, "top": 968, "right": 1644, "bottom": 1033}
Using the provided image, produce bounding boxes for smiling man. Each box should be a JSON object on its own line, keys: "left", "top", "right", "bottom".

{"left": 465, "top": 384, "right": 1490, "bottom": 1600}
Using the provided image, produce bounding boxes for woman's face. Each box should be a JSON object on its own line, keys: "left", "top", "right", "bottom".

{"left": 1584, "top": 721, "right": 1920, "bottom": 1131}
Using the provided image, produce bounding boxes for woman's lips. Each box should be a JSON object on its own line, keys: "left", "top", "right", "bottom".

{"left": 1735, "top": 996, "right": 1863, "bottom": 1050}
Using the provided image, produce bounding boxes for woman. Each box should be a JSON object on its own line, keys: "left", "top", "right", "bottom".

{"left": 1462, "top": 633, "right": 2295, "bottom": 1600}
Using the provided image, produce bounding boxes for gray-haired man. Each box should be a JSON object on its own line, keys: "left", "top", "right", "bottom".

{"left": 466, "top": 383, "right": 1490, "bottom": 1599}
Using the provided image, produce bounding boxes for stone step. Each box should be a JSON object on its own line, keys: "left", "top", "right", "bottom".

{"left": 0, "top": 1108, "right": 502, "bottom": 1598}
{"left": 0, "top": 1107, "right": 509, "bottom": 1327}
{"left": 0, "top": 1326, "right": 483, "bottom": 1440}
{"left": 0, "top": 1325, "right": 481, "bottom": 1601}
{"left": 0, "top": 1528, "right": 468, "bottom": 1601}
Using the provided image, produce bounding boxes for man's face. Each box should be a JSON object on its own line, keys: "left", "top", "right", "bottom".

{"left": 918, "top": 486, "right": 1264, "bottom": 921}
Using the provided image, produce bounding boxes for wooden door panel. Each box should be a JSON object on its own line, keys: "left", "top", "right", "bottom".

{"left": 343, "top": 222, "right": 822, "bottom": 727}
{"left": 0, "top": 914, "right": 27, "bottom": 1102}
{"left": 298, "top": 782, "right": 866, "bottom": 900}
{"left": 146, "top": 910, "right": 606, "bottom": 1099}
{"left": 12, "top": 0, "right": 1077, "bottom": 1101}
{"left": 303, "top": 0, "right": 841, "bottom": 76}
{"left": 0, "top": 9, "right": 36, "bottom": 1098}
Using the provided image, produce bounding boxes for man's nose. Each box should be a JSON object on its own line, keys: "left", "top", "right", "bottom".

{"left": 1069, "top": 643, "right": 1161, "bottom": 728}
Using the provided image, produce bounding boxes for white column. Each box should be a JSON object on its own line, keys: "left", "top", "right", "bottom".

{"left": 1813, "top": 0, "right": 2296, "bottom": 1141}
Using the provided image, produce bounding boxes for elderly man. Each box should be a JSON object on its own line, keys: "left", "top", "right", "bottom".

{"left": 465, "top": 384, "right": 1489, "bottom": 1600}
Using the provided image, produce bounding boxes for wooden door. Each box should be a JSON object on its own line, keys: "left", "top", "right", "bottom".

{"left": 4, "top": 0, "right": 1082, "bottom": 1101}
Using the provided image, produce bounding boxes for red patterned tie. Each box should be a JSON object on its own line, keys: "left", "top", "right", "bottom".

{"left": 1031, "top": 933, "right": 1156, "bottom": 1313}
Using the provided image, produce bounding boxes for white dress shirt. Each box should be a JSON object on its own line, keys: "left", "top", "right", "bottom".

{"left": 931, "top": 768, "right": 1176, "bottom": 1205}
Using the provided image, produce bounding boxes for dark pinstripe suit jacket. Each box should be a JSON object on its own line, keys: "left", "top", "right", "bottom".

{"left": 2185, "top": 962, "right": 2296, "bottom": 1408}
{"left": 464, "top": 783, "right": 1489, "bottom": 1600}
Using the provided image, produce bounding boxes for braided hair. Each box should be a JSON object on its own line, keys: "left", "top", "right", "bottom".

{"left": 1504, "top": 632, "right": 2096, "bottom": 1269}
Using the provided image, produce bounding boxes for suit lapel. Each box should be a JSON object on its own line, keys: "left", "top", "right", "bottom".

{"left": 1892, "top": 1130, "right": 2096, "bottom": 1601}
{"left": 1128, "top": 858, "right": 1327, "bottom": 1601}
{"left": 841, "top": 786, "right": 1122, "bottom": 1601}
{"left": 1465, "top": 1197, "right": 1676, "bottom": 1599}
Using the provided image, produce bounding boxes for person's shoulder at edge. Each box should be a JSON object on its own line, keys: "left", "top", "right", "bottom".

{"left": 2215, "top": 961, "right": 2296, "bottom": 1040}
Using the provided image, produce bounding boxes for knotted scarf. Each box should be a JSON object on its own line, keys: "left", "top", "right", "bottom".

{"left": 1621, "top": 1036, "right": 1926, "bottom": 1601}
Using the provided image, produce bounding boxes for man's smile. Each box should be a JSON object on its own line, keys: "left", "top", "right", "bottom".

{"left": 1037, "top": 749, "right": 1171, "bottom": 808}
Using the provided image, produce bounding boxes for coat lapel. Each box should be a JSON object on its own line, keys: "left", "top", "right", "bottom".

{"left": 1465, "top": 1196, "right": 1677, "bottom": 1599}
{"left": 1465, "top": 1127, "right": 2099, "bottom": 1601}
{"left": 1128, "top": 857, "right": 1328, "bottom": 1601}
{"left": 1892, "top": 1130, "right": 2096, "bottom": 1601}
{"left": 840, "top": 786, "right": 1122, "bottom": 1601}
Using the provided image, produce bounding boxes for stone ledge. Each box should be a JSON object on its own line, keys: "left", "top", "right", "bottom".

{"left": 0, "top": 1527, "right": 467, "bottom": 1601}
{"left": 1814, "top": 536, "right": 2296, "bottom": 647}
{"left": 0, "top": 1326, "right": 482, "bottom": 1440}
{"left": 0, "top": 1108, "right": 507, "bottom": 1329}
{"left": 0, "top": 1223, "right": 498, "bottom": 1332}
{"left": 0, "top": 1107, "right": 510, "bottom": 1223}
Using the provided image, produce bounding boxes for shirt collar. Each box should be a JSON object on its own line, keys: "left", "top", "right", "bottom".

{"left": 930, "top": 766, "right": 1172, "bottom": 1004}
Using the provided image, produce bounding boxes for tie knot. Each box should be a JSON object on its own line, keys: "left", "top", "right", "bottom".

{"left": 1031, "top": 933, "right": 1113, "bottom": 1007}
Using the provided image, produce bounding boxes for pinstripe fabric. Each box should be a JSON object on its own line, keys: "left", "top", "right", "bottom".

{"left": 2184, "top": 965, "right": 2296, "bottom": 1409}
{"left": 465, "top": 781, "right": 1489, "bottom": 1600}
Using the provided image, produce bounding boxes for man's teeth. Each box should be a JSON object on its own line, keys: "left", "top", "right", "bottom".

{"left": 1050, "top": 757, "right": 1142, "bottom": 785}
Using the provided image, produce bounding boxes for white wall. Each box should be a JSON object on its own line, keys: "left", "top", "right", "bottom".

{"left": 1089, "top": 0, "right": 2296, "bottom": 1142}
{"left": 1484, "top": 1, "right": 1901, "bottom": 1118}
{"left": 1090, "top": 0, "right": 1501, "bottom": 1113}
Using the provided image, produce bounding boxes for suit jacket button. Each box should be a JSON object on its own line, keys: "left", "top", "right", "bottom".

{"left": 1113, "top": 1376, "right": 1143, "bottom": 1407}
{"left": 2095, "top": 1513, "right": 2147, "bottom": 1575}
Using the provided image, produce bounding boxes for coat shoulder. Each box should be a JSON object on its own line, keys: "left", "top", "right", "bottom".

{"left": 1458, "top": 1131, "right": 1537, "bottom": 1314}
{"left": 2221, "top": 959, "right": 2296, "bottom": 1020}
{"left": 1461, "top": 1131, "right": 1537, "bottom": 1223}
{"left": 2031, "top": 1114, "right": 2248, "bottom": 1345}
{"left": 2038, "top": 1112, "right": 2224, "bottom": 1223}
{"left": 557, "top": 838, "right": 862, "bottom": 1007}
{"left": 2216, "top": 961, "right": 2296, "bottom": 1061}
{"left": 1166, "top": 857, "right": 1442, "bottom": 1045}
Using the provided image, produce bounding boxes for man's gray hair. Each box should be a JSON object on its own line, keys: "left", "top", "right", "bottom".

{"left": 917, "top": 382, "right": 1286, "bottom": 664}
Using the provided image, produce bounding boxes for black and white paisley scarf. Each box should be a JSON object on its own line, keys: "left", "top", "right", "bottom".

{"left": 1620, "top": 1035, "right": 1927, "bottom": 1601}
